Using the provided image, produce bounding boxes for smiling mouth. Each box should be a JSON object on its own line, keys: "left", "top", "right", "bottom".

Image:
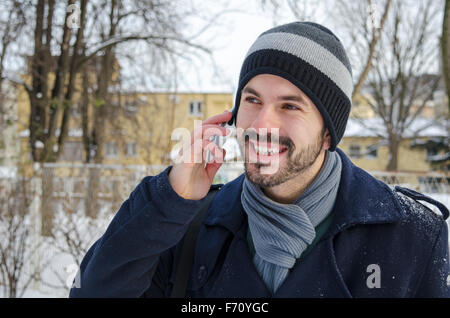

{"left": 248, "top": 140, "right": 288, "bottom": 156}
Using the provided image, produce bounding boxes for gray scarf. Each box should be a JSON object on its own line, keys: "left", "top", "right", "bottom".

{"left": 241, "top": 150, "right": 342, "bottom": 294}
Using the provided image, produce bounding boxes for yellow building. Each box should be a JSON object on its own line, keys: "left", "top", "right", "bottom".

{"left": 100, "top": 91, "right": 233, "bottom": 165}
{"left": 341, "top": 118, "right": 449, "bottom": 172}
{"left": 15, "top": 89, "right": 233, "bottom": 166}
{"left": 350, "top": 92, "right": 376, "bottom": 119}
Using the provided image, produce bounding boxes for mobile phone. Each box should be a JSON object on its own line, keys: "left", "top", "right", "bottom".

{"left": 204, "top": 122, "right": 232, "bottom": 167}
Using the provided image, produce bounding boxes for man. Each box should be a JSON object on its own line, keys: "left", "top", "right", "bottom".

{"left": 70, "top": 22, "right": 449, "bottom": 298}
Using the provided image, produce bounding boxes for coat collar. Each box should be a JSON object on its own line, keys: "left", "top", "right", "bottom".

{"left": 203, "top": 148, "right": 405, "bottom": 236}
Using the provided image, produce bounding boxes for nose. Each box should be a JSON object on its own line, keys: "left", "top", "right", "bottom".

{"left": 250, "top": 104, "right": 281, "bottom": 133}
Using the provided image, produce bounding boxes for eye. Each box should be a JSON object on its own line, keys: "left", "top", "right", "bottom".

{"left": 283, "top": 104, "right": 300, "bottom": 110}
{"left": 245, "top": 97, "right": 258, "bottom": 103}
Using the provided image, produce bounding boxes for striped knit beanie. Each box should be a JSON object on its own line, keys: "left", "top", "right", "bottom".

{"left": 229, "top": 22, "right": 353, "bottom": 151}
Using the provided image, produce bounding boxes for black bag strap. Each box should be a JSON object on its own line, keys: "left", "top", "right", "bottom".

{"left": 170, "top": 188, "right": 220, "bottom": 298}
{"left": 394, "top": 186, "right": 449, "bottom": 220}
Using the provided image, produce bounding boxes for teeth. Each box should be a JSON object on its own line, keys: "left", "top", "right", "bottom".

{"left": 254, "top": 144, "right": 280, "bottom": 155}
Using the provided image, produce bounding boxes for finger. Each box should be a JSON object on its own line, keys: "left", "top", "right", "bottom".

{"left": 203, "top": 143, "right": 226, "bottom": 173}
{"left": 181, "top": 139, "right": 223, "bottom": 165}
{"left": 178, "top": 130, "right": 226, "bottom": 164}
{"left": 205, "top": 148, "right": 226, "bottom": 181}
{"left": 192, "top": 124, "right": 229, "bottom": 144}
{"left": 202, "top": 110, "right": 232, "bottom": 125}
{"left": 202, "top": 140, "right": 223, "bottom": 163}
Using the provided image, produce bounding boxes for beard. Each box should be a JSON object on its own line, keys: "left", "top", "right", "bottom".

{"left": 239, "top": 128, "right": 325, "bottom": 188}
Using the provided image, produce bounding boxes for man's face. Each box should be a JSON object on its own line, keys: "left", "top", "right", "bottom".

{"left": 236, "top": 74, "right": 330, "bottom": 187}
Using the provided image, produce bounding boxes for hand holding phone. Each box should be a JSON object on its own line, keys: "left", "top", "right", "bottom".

{"left": 168, "top": 110, "right": 232, "bottom": 200}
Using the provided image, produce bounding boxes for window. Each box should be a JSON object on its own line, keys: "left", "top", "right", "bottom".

{"left": 366, "top": 145, "right": 378, "bottom": 159}
{"left": 349, "top": 144, "right": 362, "bottom": 158}
{"left": 189, "top": 101, "right": 203, "bottom": 116}
{"left": 71, "top": 103, "right": 81, "bottom": 118}
{"left": 125, "top": 142, "right": 137, "bottom": 157}
{"left": 59, "top": 141, "right": 83, "bottom": 161}
{"left": 426, "top": 147, "right": 438, "bottom": 160}
{"left": 124, "top": 101, "right": 138, "bottom": 116}
{"left": 105, "top": 142, "right": 119, "bottom": 158}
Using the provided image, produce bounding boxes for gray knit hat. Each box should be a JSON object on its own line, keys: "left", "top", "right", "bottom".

{"left": 228, "top": 22, "right": 353, "bottom": 151}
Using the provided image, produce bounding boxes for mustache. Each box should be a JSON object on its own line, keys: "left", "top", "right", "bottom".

{"left": 245, "top": 132, "right": 294, "bottom": 150}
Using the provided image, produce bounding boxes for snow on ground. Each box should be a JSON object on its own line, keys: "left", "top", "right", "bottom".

{"left": 422, "top": 193, "right": 450, "bottom": 221}
{"left": 424, "top": 193, "right": 450, "bottom": 212}
{"left": 0, "top": 202, "right": 115, "bottom": 298}
{"left": 422, "top": 193, "right": 450, "bottom": 247}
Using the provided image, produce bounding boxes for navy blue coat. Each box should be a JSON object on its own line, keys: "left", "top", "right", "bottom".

{"left": 69, "top": 149, "right": 450, "bottom": 298}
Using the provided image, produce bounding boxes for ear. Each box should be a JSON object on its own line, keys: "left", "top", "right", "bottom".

{"left": 322, "top": 128, "right": 331, "bottom": 151}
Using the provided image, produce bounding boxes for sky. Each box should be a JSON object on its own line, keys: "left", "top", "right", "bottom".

{"left": 172, "top": 0, "right": 329, "bottom": 94}
{"left": 165, "top": 0, "right": 443, "bottom": 98}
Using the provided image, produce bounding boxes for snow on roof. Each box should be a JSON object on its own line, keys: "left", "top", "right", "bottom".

{"left": 427, "top": 152, "right": 450, "bottom": 163}
{"left": 344, "top": 118, "right": 449, "bottom": 138}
